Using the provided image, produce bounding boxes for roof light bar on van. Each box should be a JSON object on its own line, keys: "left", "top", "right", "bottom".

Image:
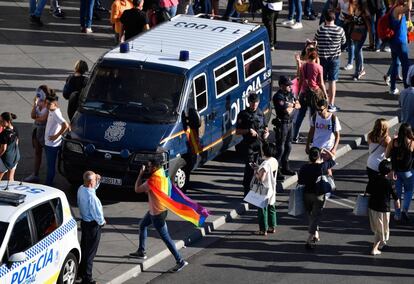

{"left": 120, "top": 42, "right": 130, "bottom": 53}
{"left": 0, "top": 191, "right": 26, "bottom": 206}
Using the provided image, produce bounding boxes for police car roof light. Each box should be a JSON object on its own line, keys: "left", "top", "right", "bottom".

{"left": 179, "top": 50, "right": 189, "bottom": 61}
{"left": 0, "top": 191, "right": 26, "bottom": 206}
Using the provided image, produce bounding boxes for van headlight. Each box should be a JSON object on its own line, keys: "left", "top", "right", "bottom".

{"left": 65, "top": 141, "right": 83, "bottom": 154}
{"left": 133, "top": 152, "right": 168, "bottom": 163}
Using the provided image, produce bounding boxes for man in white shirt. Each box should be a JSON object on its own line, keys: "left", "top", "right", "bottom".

{"left": 306, "top": 99, "right": 341, "bottom": 158}
{"left": 44, "top": 94, "right": 69, "bottom": 185}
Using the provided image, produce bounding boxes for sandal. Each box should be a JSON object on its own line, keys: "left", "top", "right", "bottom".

{"left": 254, "top": 230, "right": 267, "bottom": 236}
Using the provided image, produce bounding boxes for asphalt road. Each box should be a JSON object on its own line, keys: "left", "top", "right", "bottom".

{"left": 125, "top": 148, "right": 414, "bottom": 284}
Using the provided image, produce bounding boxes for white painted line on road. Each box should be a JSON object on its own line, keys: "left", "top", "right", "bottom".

{"left": 327, "top": 197, "right": 355, "bottom": 209}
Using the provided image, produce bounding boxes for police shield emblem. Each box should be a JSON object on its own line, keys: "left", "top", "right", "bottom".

{"left": 105, "top": 121, "right": 126, "bottom": 142}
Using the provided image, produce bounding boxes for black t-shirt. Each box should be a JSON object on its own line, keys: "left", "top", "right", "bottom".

{"left": 366, "top": 176, "right": 398, "bottom": 212}
{"left": 63, "top": 75, "right": 88, "bottom": 100}
{"left": 120, "top": 8, "right": 149, "bottom": 41}
{"left": 236, "top": 108, "right": 267, "bottom": 144}
{"left": 0, "top": 127, "right": 20, "bottom": 169}
{"left": 273, "top": 90, "right": 296, "bottom": 120}
{"left": 298, "top": 159, "right": 336, "bottom": 193}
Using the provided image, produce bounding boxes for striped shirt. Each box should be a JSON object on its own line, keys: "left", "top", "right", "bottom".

{"left": 314, "top": 24, "right": 346, "bottom": 59}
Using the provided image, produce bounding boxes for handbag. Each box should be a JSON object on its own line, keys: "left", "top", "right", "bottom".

{"left": 315, "top": 166, "right": 336, "bottom": 195}
{"left": 351, "top": 25, "right": 365, "bottom": 42}
{"left": 353, "top": 193, "right": 369, "bottom": 216}
{"left": 288, "top": 184, "right": 305, "bottom": 216}
{"left": 243, "top": 176, "right": 269, "bottom": 208}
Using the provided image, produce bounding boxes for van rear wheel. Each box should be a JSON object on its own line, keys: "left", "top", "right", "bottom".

{"left": 170, "top": 158, "right": 190, "bottom": 193}
{"left": 57, "top": 252, "right": 78, "bottom": 284}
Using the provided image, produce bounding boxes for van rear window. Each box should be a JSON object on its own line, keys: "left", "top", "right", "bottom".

{"left": 82, "top": 66, "right": 184, "bottom": 123}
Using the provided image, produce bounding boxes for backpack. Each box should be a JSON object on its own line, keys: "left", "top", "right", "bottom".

{"left": 311, "top": 113, "right": 337, "bottom": 133}
{"left": 377, "top": 7, "right": 395, "bottom": 41}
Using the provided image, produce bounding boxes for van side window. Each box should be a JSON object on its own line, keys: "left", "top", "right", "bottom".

{"left": 7, "top": 212, "right": 32, "bottom": 257}
{"left": 243, "top": 42, "right": 266, "bottom": 81}
{"left": 31, "top": 200, "right": 60, "bottom": 241}
{"left": 214, "top": 58, "right": 239, "bottom": 98}
{"left": 193, "top": 74, "right": 208, "bottom": 112}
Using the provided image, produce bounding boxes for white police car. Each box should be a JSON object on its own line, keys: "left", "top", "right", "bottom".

{"left": 0, "top": 181, "right": 80, "bottom": 284}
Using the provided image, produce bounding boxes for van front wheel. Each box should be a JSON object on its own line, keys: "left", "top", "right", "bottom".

{"left": 57, "top": 252, "right": 78, "bottom": 284}
{"left": 170, "top": 158, "right": 190, "bottom": 193}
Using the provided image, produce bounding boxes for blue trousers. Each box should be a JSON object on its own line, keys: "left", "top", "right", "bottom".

{"left": 80, "top": 0, "right": 95, "bottom": 28}
{"left": 139, "top": 211, "right": 183, "bottom": 263}
{"left": 44, "top": 145, "right": 60, "bottom": 186}
{"left": 287, "top": 0, "right": 302, "bottom": 22}
{"left": 390, "top": 41, "right": 409, "bottom": 91}
{"left": 29, "top": 0, "right": 48, "bottom": 17}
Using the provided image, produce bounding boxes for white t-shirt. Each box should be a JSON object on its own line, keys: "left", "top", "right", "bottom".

{"left": 262, "top": 1, "right": 282, "bottom": 11}
{"left": 45, "top": 108, "right": 66, "bottom": 147}
{"left": 312, "top": 113, "right": 341, "bottom": 150}
{"left": 258, "top": 157, "right": 278, "bottom": 205}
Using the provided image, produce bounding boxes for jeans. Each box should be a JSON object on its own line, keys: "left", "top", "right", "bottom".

{"left": 287, "top": 0, "right": 302, "bottom": 22}
{"left": 29, "top": 0, "right": 48, "bottom": 16}
{"left": 353, "top": 30, "right": 367, "bottom": 76}
{"left": 304, "top": 192, "right": 326, "bottom": 234}
{"left": 293, "top": 95, "right": 317, "bottom": 140}
{"left": 164, "top": 5, "right": 178, "bottom": 17}
{"left": 319, "top": 57, "right": 340, "bottom": 81}
{"left": 390, "top": 41, "right": 409, "bottom": 91}
{"left": 395, "top": 170, "right": 414, "bottom": 216}
{"left": 274, "top": 121, "right": 293, "bottom": 169}
{"left": 303, "top": 0, "right": 314, "bottom": 16}
{"left": 139, "top": 211, "right": 183, "bottom": 263}
{"left": 370, "top": 8, "right": 385, "bottom": 50}
{"left": 387, "top": 58, "right": 401, "bottom": 76}
{"left": 337, "top": 20, "right": 354, "bottom": 65}
{"left": 79, "top": 221, "right": 101, "bottom": 283}
{"left": 224, "top": 0, "right": 239, "bottom": 18}
{"left": 50, "top": 0, "right": 60, "bottom": 11}
{"left": 44, "top": 145, "right": 60, "bottom": 186}
{"left": 80, "top": 0, "right": 95, "bottom": 28}
{"left": 262, "top": 7, "right": 279, "bottom": 46}
{"left": 258, "top": 204, "right": 277, "bottom": 231}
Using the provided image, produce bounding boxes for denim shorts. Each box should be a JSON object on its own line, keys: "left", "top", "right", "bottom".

{"left": 320, "top": 57, "right": 340, "bottom": 81}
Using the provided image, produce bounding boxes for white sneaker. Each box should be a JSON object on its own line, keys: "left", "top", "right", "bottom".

{"left": 23, "top": 174, "right": 40, "bottom": 183}
{"left": 281, "top": 19, "right": 295, "bottom": 25}
{"left": 290, "top": 22, "right": 303, "bottom": 29}
{"left": 343, "top": 64, "right": 353, "bottom": 71}
{"left": 389, "top": 88, "right": 399, "bottom": 95}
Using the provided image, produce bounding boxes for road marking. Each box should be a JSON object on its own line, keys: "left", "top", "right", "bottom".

{"left": 327, "top": 195, "right": 355, "bottom": 209}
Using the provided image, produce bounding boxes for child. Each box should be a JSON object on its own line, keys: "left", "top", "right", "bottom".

{"left": 366, "top": 159, "right": 401, "bottom": 255}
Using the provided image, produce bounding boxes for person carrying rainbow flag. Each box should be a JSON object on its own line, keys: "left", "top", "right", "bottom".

{"left": 130, "top": 158, "right": 210, "bottom": 272}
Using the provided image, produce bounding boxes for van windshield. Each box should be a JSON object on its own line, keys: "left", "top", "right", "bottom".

{"left": 82, "top": 66, "right": 184, "bottom": 123}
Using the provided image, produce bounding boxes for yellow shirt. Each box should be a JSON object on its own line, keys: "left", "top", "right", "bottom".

{"left": 111, "top": 0, "right": 133, "bottom": 34}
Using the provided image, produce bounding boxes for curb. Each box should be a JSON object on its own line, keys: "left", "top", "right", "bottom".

{"left": 106, "top": 115, "right": 399, "bottom": 284}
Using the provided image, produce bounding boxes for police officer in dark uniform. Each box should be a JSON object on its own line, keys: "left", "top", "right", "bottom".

{"left": 236, "top": 92, "right": 269, "bottom": 197}
{"left": 273, "top": 76, "right": 301, "bottom": 180}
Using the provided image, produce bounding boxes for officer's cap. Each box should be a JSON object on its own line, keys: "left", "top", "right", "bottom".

{"left": 278, "top": 75, "right": 293, "bottom": 86}
{"left": 248, "top": 92, "right": 260, "bottom": 102}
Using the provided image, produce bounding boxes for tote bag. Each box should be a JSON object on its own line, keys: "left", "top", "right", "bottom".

{"left": 288, "top": 185, "right": 305, "bottom": 216}
{"left": 243, "top": 176, "right": 269, "bottom": 208}
{"left": 353, "top": 194, "right": 369, "bottom": 216}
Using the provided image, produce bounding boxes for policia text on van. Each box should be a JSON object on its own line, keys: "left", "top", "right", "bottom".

{"left": 60, "top": 15, "right": 272, "bottom": 191}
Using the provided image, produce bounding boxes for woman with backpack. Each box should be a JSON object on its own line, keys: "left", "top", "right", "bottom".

{"left": 385, "top": 123, "right": 414, "bottom": 223}
{"left": 366, "top": 118, "right": 391, "bottom": 183}
{"left": 298, "top": 147, "right": 336, "bottom": 249}
{"left": 293, "top": 50, "right": 328, "bottom": 143}
{"left": 0, "top": 112, "right": 21, "bottom": 181}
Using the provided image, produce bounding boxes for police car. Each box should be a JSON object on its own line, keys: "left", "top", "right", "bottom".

{"left": 0, "top": 181, "right": 80, "bottom": 284}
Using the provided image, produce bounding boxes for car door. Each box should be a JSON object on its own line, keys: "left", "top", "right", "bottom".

{"left": 1, "top": 211, "right": 34, "bottom": 284}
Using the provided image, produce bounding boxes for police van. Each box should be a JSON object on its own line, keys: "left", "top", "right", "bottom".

{"left": 61, "top": 14, "right": 272, "bottom": 190}
{"left": 0, "top": 182, "right": 80, "bottom": 284}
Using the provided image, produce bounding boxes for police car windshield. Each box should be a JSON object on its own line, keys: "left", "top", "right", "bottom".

{"left": 82, "top": 66, "right": 184, "bottom": 123}
{"left": 0, "top": 221, "right": 8, "bottom": 246}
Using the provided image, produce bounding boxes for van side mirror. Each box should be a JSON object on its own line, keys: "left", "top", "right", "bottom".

{"left": 188, "top": 108, "right": 201, "bottom": 129}
{"left": 9, "top": 252, "right": 26, "bottom": 263}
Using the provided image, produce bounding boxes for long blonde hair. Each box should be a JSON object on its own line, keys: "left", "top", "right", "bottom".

{"left": 368, "top": 118, "right": 389, "bottom": 143}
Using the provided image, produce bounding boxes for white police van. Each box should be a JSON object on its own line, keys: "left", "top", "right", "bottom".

{"left": 0, "top": 181, "right": 80, "bottom": 284}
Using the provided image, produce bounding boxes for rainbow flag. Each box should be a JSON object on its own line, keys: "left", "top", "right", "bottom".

{"left": 147, "top": 168, "right": 210, "bottom": 227}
